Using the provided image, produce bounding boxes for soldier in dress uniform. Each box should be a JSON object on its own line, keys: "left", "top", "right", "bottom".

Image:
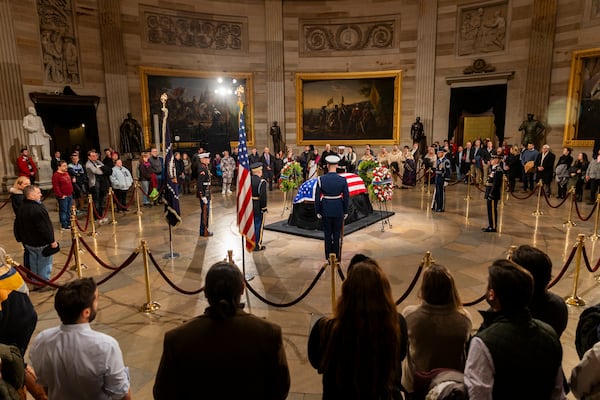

{"left": 432, "top": 148, "right": 451, "bottom": 212}
{"left": 315, "top": 155, "right": 349, "bottom": 260}
{"left": 197, "top": 152, "right": 212, "bottom": 237}
{"left": 482, "top": 155, "right": 504, "bottom": 232}
{"left": 251, "top": 162, "right": 268, "bottom": 251}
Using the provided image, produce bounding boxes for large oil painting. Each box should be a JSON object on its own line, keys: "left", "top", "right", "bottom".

{"left": 296, "top": 71, "right": 402, "bottom": 145}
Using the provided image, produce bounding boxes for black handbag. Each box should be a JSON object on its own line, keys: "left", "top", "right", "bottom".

{"left": 42, "top": 243, "right": 60, "bottom": 257}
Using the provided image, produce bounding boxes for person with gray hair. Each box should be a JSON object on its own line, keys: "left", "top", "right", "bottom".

{"left": 154, "top": 261, "right": 290, "bottom": 399}
{"left": 535, "top": 144, "right": 556, "bottom": 196}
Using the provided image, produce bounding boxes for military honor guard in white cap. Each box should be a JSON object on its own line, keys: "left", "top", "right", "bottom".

{"left": 483, "top": 155, "right": 504, "bottom": 232}
{"left": 250, "top": 162, "right": 268, "bottom": 251}
{"left": 315, "top": 155, "right": 349, "bottom": 260}
{"left": 198, "top": 152, "right": 212, "bottom": 237}
{"left": 432, "top": 148, "right": 451, "bottom": 212}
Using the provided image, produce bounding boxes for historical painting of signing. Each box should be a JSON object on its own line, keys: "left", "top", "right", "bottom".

{"left": 296, "top": 71, "right": 401, "bottom": 145}
{"left": 139, "top": 67, "right": 253, "bottom": 149}
{"left": 563, "top": 49, "right": 600, "bottom": 148}
{"left": 457, "top": 1, "right": 509, "bottom": 57}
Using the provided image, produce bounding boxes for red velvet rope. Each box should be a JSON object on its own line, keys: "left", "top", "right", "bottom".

{"left": 395, "top": 262, "right": 424, "bottom": 305}
{"left": 509, "top": 186, "right": 540, "bottom": 200}
{"left": 541, "top": 187, "right": 570, "bottom": 209}
{"left": 582, "top": 246, "right": 600, "bottom": 273}
{"left": 0, "top": 197, "right": 10, "bottom": 210}
{"left": 147, "top": 251, "right": 205, "bottom": 295}
{"left": 546, "top": 245, "right": 578, "bottom": 289}
{"left": 574, "top": 199, "right": 597, "bottom": 221}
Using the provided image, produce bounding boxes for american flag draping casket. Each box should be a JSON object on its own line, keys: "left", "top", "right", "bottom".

{"left": 287, "top": 173, "right": 373, "bottom": 230}
{"left": 293, "top": 173, "right": 368, "bottom": 203}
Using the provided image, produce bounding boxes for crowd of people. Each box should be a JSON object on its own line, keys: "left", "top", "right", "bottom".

{"left": 2, "top": 243, "right": 600, "bottom": 399}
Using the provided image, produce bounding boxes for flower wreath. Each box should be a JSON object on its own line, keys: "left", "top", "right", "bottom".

{"left": 357, "top": 159, "right": 380, "bottom": 187}
{"left": 368, "top": 166, "right": 394, "bottom": 202}
{"left": 278, "top": 161, "right": 303, "bottom": 193}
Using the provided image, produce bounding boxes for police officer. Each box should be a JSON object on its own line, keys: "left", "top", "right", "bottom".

{"left": 432, "top": 148, "right": 451, "bottom": 212}
{"left": 197, "top": 152, "right": 212, "bottom": 237}
{"left": 315, "top": 155, "right": 349, "bottom": 260}
{"left": 483, "top": 155, "right": 504, "bottom": 232}
{"left": 250, "top": 162, "right": 268, "bottom": 251}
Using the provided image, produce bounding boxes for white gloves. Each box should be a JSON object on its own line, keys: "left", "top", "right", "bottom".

{"left": 317, "top": 213, "right": 322, "bottom": 219}
{"left": 202, "top": 196, "right": 208, "bottom": 204}
{"left": 344, "top": 214, "right": 348, "bottom": 219}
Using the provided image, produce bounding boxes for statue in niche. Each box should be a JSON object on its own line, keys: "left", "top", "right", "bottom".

{"left": 269, "top": 121, "right": 283, "bottom": 155}
{"left": 119, "top": 113, "right": 143, "bottom": 155}
{"left": 519, "top": 113, "right": 546, "bottom": 148}
{"left": 23, "top": 106, "right": 52, "bottom": 161}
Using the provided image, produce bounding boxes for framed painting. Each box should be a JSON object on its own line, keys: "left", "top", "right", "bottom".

{"left": 139, "top": 67, "right": 254, "bottom": 150}
{"left": 295, "top": 70, "right": 402, "bottom": 146}
{"left": 563, "top": 48, "right": 600, "bottom": 148}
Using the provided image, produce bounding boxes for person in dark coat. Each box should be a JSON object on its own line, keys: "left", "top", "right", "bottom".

{"left": 260, "top": 147, "right": 275, "bottom": 191}
{"left": 154, "top": 261, "right": 290, "bottom": 400}
{"left": 432, "top": 148, "right": 451, "bottom": 212}
{"left": 535, "top": 144, "right": 556, "bottom": 196}
{"left": 482, "top": 155, "right": 504, "bottom": 232}
{"left": 197, "top": 153, "right": 212, "bottom": 237}
{"left": 315, "top": 155, "right": 349, "bottom": 260}
{"left": 251, "top": 162, "right": 268, "bottom": 251}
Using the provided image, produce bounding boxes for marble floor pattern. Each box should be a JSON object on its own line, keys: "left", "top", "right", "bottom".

{"left": 1, "top": 181, "right": 599, "bottom": 399}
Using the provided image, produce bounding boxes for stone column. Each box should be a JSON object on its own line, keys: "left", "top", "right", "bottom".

{"left": 522, "top": 0, "right": 557, "bottom": 124}
{"left": 414, "top": 0, "right": 438, "bottom": 143}
{"left": 98, "top": 0, "right": 129, "bottom": 151}
{"left": 264, "top": 0, "right": 285, "bottom": 150}
{"left": 0, "top": 0, "right": 28, "bottom": 189}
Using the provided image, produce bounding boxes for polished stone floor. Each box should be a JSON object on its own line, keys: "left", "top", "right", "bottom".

{"left": 2, "top": 181, "right": 599, "bottom": 399}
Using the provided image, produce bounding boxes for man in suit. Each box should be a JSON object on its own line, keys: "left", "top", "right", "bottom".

{"left": 315, "top": 155, "right": 349, "bottom": 261}
{"left": 251, "top": 162, "right": 268, "bottom": 251}
{"left": 260, "top": 147, "right": 274, "bottom": 191}
{"left": 154, "top": 261, "right": 290, "bottom": 400}
{"left": 535, "top": 144, "right": 556, "bottom": 196}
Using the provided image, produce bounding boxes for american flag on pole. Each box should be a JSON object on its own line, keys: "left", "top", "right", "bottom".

{"left": 293, "top": 173, "right": 367, "bottom": 204}
{"left": 236, "top": 103, "right": 255, "bottom": 251}
{"left": 163, "top": 113, "right": 181, "bottom": 227}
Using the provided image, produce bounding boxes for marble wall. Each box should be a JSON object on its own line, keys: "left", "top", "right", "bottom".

{"left": 3, "top": 0, "right": 600, "bottom": 188}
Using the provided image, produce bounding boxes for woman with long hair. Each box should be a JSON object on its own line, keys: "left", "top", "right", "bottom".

{"left": 308, "top": 257, "right": 407, "bottom": 399}
{"left": 401, "top": 264, "right": 472, "bottom": 397}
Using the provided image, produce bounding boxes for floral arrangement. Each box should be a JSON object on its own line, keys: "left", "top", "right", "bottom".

{"left": 279, "top": 161, "right": 303, "bottom": 193}
{"left": 357, "top": 159, "right": 380, "bottom": 187}
{"left": 368, "top": 166, "right": 394, "bottom": 202}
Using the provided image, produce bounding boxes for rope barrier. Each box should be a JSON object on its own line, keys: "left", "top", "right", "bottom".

{"left": 244, "top": 264, "right": 328, "bottom": 308}
{"left": 574, "top": 200, "right": 598, "bottom": 221}
{"left": 92, "top": 195, "right": 110, "bottom": 220}
{"left": 581, "top": 246, "right": 600, "bottom": 273}
{"left": 546, "top": 245, "right": 578, "bottom": 289}
{"left": 78, "top": 236, "right": 134, "bottom": 271}
{"left": 147, "top": 251, "right": 205, "bottom": 295}
{"left": 395, "top": 262, "right": 424, "bottom": 305}
{"left": 337, "top": 266, "right": 346, "bottom": 282}
{"left": 14, "top": 264, "right": 62, "bottom": 288}
{"left": 74, "top": 202, "right": 91, "bottom": 232}
{"left": 96, "top": 256, "right": 138, "bottom": 285}
{"left": 541, "top": 188, "right": 570, "bottom": 209}
{"left": 509, "top": 187, "right": 539, "bottom": 200}
{"left": 0, "top": 197, "right": 10, "bottom": 211}
{"left": 473, "top": 184, "right": 486, "bottom": 193}
{"left": 462, "top": 294, "right": 486, "bottom": 307}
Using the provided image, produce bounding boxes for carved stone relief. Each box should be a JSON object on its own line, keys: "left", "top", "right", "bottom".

{"left": 300, "top": 17, "right": 398, "bottom": 56}
{"left": 141, "top": 6, "right": 247, "bottom": 53}
{"left": 37, "top": 0, "right": 81, "bottom": 85}
{"left": 457, "top": 1, "right": 508, "bottom": 57}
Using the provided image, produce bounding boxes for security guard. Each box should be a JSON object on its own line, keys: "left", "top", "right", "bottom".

{"left": 197, "top": 152, "right": 212, "bottom": 237}
{"left": 315, "top": 155, "right": 349, "bottom": 260}
{"left": 432, "top": 148, "right": 451, "bottom": 212}
{"left": 251, "top": 162, "right": 268, "bottom": 251}
{"left": 483, "top": 155, "right": 504, "bottom": 232}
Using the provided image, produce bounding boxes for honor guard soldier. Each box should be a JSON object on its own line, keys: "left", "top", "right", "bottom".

{"left": 315, "top": 155, "right": 349, "bottom": 260}
{"left": 432, "top": 148, "right": 451, "bottom": 212}
{"left": 198, "top": 152, "right": 212, "bottom": 237}
{"left": 251, "top": 162, "right": 268, "bottom": 251}
{"left": 483, "top": 155, "right": 504, "bottom": 232}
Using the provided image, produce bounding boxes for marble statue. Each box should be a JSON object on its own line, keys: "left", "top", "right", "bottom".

{"left": 23, "top": 106, "right": 52, "bottom": 161}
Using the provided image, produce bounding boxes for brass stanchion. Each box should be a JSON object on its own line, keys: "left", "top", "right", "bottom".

{"left": 563, "top": 187, "right": 576, "bottom": 227}
{"left": 329, "top": 253, "right": 337, "bottom": 313}
{"left": 420, "top": 166, "right": 426, "bottom": 194}
{"left": 422, "top": 250, "right": 435, "bottom": 268}
{"left": 69, "top": 206, "right": 84, "bottom": 278}
{"left": 225, "top": 249, "right": 234, "bottom": 263}
{"left": 464, "top": 172, "right": 472, "bottom": 200}
{"left": 134, "top": 180, "right": 143, "bottom": 216}
{"left": 565, "top": 234, "right": 586, "bottom": 306}
{"left": 87, "top": 194, "right": 97, "bottom": 237}
{"left": 281, "top": 191, "right": 287, "bottom": 217}
{"left": 504, "top": 176, "right": 509, "bottom": 202}
{"left": 590, "top": 193, "right": 600, "bottom": 241}
{"left": 531, "top": 179, "right": 544, "bottom": 216}
{"left": 108, "top": 187, "right": 117, "bottom": 225}
{"left": 426, "top": 169, "right": 432, "bottom": 195}
{"left": 500, "top": 175, "right": 506, "bottom": 206}
{"left": 506, "top": 245, "right": 518, "bottom": 260}
{"left": 140, "top": 240, "right": 161, "bottom": 313}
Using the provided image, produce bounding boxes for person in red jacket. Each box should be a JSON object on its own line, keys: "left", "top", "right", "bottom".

{"left": 17, "top": 148, "right": 37, "bottom": 185}
{"left": 52, "top": 160, "right": 73, "bottom": 230}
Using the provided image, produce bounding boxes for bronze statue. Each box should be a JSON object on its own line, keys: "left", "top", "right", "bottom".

{"left": 270, "top": 121, "right": 283, "bottom": 155}
{"left": 519, "top": 113, "right": 545, "bottom": 148}
{"left": 119, "top": 113, "right": 143, "bottom": 155}
{"left": 410, "top": 117, "right": 427, "bottom": 156}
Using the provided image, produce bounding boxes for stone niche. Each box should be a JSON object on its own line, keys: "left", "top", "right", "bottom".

{"left": 456, "top": 0, "right": 509, "bottom": 57}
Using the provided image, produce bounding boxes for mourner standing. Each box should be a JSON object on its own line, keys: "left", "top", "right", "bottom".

{"left": 197, "top": 152, "right": 212, "bottom": 237}
{"left": 315, "top": 155, "right": 349, "bottom": 261}
{"left": 251, "top": 163, "right": 268, "bottom": 251}
{"left": 431, "top": 148, "right": 451, "bottom": 212}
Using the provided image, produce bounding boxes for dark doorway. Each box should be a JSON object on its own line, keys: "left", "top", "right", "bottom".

{"left": 29, "top": 92, "right": 100, "bottom": 157}
{"left": 448, "top": 84, "right": 507, "bottom": 145}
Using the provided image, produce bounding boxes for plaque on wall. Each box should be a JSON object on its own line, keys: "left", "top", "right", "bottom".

{"left": 456, "top": 1, "right": 509, "bottom": 57}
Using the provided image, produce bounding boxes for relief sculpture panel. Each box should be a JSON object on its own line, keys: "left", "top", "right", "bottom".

{"left": 301, "top": 16, "right": 399, "bottom": 56}
{"left": 37, "top": 0, "right": 81, "bottom": 85}
{"left": 457, "top": 1, "right": 508, "bottom": 57}
{"left": 140, "top": 5, "right": 247, "bottom": 54}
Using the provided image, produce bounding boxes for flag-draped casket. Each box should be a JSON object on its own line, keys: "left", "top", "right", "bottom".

{"left": 287, "top": 173, "right": 373, "bottom": 230}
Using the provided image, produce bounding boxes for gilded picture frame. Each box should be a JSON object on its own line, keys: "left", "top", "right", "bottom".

{"left": 295, "top": 70, "right": 402, "bottom": 146}
{"left": 563, "top": 48, "right": 600, "bottom": 148}
{"left": 139, "top": 66, "right": 254, "bottom": 150}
